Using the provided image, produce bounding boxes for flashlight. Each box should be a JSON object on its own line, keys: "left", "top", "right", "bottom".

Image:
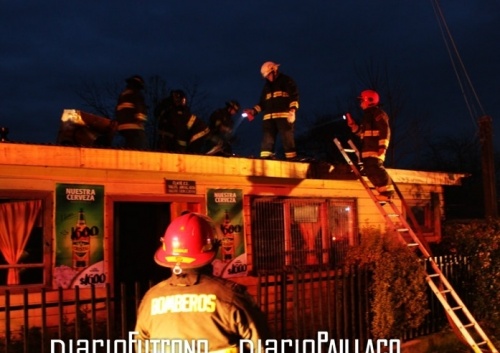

{"left": 342, "top": 115, "right": 346, "bottom": 120}
{"left": 241, "top": 112, "right": 248, "bottom": 118}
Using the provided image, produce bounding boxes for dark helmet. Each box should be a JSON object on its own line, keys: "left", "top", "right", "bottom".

{"left": 125, "top": 75, "right": 145, "bottom": 89}
{"left": 225, "top": 100, "right": 240, "bottom": 112}
{"left": 171, "top": 90, "right": 187, "bottom": 107}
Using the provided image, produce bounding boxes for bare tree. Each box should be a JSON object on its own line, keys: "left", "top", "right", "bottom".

{"left": 75, "top": 80, "right": 121, "bottom": 118}
{"left": 179, "top": 75, "right": 212, "bottom": 121}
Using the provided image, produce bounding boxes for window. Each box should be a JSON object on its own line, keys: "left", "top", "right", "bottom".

{"left": 406, "top": 192, "right": 441, "bottom": 242}
{"left": 251, "top": 197, "right": 358, "bottom": 271}
{"left": 0, "top": 192, "right": 50, "bottom": 287}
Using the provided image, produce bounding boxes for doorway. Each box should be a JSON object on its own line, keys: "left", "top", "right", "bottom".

{"left": 114, "top": 202, "right": 172, "bottom": 288}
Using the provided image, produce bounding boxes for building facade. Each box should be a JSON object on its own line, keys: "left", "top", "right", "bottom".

{"left": 0, "top": 142, "right": 465, "bottom": 335}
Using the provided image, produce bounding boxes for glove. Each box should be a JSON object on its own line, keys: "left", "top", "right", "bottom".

{"left": 345, "top": 112, "right": 357, "bottom": 132}
{"left": 243, "top": 109, "right": 255, "bottom": 122}
{"left": 287, "top": 109, "right": 296, "bottom": 124}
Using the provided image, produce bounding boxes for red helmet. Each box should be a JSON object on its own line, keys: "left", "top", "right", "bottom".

{"left": 358, "top": 90, "right": 379, "bottom": 108}
{"left": 154, "top": 213, "right": 217, "bottom": 273}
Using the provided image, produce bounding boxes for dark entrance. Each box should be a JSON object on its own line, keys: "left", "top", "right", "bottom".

{"left": 114, "top": 201, "right": 172, "bottom": 288}
{"left": 113, "top": 202, "right": 173, "bottom": 332}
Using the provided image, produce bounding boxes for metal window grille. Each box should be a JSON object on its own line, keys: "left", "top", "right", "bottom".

{"left": 251, "top": 197, "right": 358, "bottom": 271}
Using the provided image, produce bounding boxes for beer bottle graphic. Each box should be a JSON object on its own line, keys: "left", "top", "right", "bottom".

{"left": 220, "top": 210, "right": 234, "bottom": 262}
{"left": 71, "top": 208, "right": 90, "bottom": 270}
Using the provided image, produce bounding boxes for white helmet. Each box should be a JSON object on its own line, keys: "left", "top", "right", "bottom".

{"left": 260, "top": 61, "right": 280, "bottom": 78}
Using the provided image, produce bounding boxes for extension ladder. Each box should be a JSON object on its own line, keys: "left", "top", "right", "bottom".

{"left": 333, "top": 138, "right": 498, "bottom": 353}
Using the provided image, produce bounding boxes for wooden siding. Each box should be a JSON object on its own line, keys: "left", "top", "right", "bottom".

{"left": 0, "top": 142, "right": 466, "bottom": 334}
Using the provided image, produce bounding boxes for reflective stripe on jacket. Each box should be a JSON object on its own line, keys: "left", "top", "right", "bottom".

{"left": 355, "top": 106, "right": 390, "bottom": 161}
{"left": 115, "top": 88, "right": 147, "bottom": 127}
{"left": 253, "top": 72, "right": 299, "bottom": 120}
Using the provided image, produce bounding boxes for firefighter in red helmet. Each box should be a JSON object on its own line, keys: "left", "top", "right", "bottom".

{"left": 345, "top": 89, "right": 395, "bottom": 202}
{"left": 134, "top": 212, "right": 271, "bottom": 352}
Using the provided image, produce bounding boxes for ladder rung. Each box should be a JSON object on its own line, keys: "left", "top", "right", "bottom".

{"left": 451, "top": 306, "right": 463, "bottom": 311}
{"left": 477, "top": 341, "right": 488, "bottom": 347}
{"left": 463, "top": 323, "right": 475, "bottom": 328}
{"left": 440, "top": 289, "right": 451, "bottom": 294}
{"left": 388, "top": 213, "right": 400, "bottom": 217}
{"left": 344, "top": 148, "right": 356, "bottom": 153}
{"left": 407, "top": 243, "right": 419, "bottom": 247}
{"left": 397, "top": 228, "right": 409, "bottom": 232}
{"left": 427, "top": 274, "right": 440, "bottom": 278}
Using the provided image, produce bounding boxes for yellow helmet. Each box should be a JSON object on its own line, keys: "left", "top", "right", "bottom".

{"left": 260, "top": 61, "right": 280, "bottom": 78}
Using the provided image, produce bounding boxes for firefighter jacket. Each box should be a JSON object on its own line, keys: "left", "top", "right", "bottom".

{"left": 253, "top": 73, "right": 299, "bottom": 120}
{"left": 135, "top": 271, "right": 271, "bottom": 353}
{"left": 209, "top": 108, "right": 234, "bottom": 134}
{"left": 161, "top": 107, "right": 210, "bottom": 153}
{"left": 352, "top": 106, "right": 390, "bottom": 162}
{"left": 115, "top": 87, "right": 147, "bottom": 130}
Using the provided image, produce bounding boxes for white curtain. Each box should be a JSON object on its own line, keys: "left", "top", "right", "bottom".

{"left": 0, "top": 200, "right": 42, "bottom": 285}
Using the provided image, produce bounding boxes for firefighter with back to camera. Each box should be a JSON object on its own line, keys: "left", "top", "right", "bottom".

{"left": 345, "top": 89, "right": 395, "bottom": 202}
{"left": 115, "top": 75, "right": 148, "bottom": 150}
{"left": 134, "top": 212, "right": 271, "bottom": 353}
{"left": 244, "top": 61, "right": 299, "bottom": 161}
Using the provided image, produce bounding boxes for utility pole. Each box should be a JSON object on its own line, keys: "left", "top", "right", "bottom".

{"left": 478, "top": 115, "right": 498, "bottom": 218}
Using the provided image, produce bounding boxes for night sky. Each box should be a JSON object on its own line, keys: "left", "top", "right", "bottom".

{"left": 1, "top": 1, "right": 499, "bottom": 161}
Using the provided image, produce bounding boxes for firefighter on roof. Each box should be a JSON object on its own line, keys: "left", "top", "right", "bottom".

{"left": 345, "top": 89, "right": 395, "bottom": 201}
{"left": 244, "top": 61, "right": 299, "bottom": 160}
{"left": 205, "top": 100, "right": 240, "bottom": 156}
{"left": 134, "top": 212, "right": 271, "bottom": 353}
{"left": 156, "top": 90, "right": 210, "bottom": 154}
{"left": 115, "top": 75, "right": 148, "bottom": 150}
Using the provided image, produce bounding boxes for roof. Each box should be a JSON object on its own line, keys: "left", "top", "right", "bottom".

{"left": 0, "top": 142, "right": 466, "bottom": 186}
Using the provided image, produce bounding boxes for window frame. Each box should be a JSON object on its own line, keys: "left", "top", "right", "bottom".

{"left": 0, "top": 190, "right": 52, "bottom": 291}
{"left": 250, "top": 196, "right": 358, "bottom": 272}
{"left": 405, "top": 192, "right": 442, "bottom": 243}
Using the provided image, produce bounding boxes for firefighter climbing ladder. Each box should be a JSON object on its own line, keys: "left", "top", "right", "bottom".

{"left": 333, "top": 138, "right": 498, "bottom": 353}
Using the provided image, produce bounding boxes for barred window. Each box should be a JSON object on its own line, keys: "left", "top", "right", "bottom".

{"left": 251, "top": 197, "right": 358, "bottom": 271}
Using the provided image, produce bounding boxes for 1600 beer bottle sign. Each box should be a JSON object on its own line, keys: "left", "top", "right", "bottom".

{"left": 220, "top": 223, "right": 242, "bottom": 234}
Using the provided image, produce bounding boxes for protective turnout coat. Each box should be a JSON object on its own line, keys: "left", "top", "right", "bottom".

{"left": 253, "top": 73, "right": 299, "bottom": 120}
{"left": 135, "top": 271, "right": 270, "bottom": 353}
{"left": 115, "top": 87, "right": 147, "bottom": 131}
{"left": 354, "top": 106, "right": 390, "bottom": 161}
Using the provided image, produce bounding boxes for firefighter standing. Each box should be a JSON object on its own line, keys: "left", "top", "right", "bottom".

{"left": 346, "top": 89, "right": 394, "bottom": 201}
{"left": 244, "top": 61, "right": 299, "bottom": 160}
{"left": 115, "top": 75, "right": 148, "bottom": 150}
{"left": 205, "top": 100, "right": 240, "bottom": 156}
{"left": 134, "top": 212, "right": 271, "bottom": 352}
{"left": 156, "top": 90, "right": 210, "bottom": 154}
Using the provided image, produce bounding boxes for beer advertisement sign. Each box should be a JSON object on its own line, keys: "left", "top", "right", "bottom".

{"left": 207, "top": 189, "right": 247, "bottom": 278}
{"left": 54, "top": 184, "right": 105, "bottom": 288}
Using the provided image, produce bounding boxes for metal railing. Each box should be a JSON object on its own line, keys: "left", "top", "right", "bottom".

{"left": 0, "top": 255, "right": 473, "bottom": 353}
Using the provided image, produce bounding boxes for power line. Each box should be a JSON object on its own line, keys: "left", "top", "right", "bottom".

{"left": 431, "top": 0, "right": 486, "bottom": 130}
